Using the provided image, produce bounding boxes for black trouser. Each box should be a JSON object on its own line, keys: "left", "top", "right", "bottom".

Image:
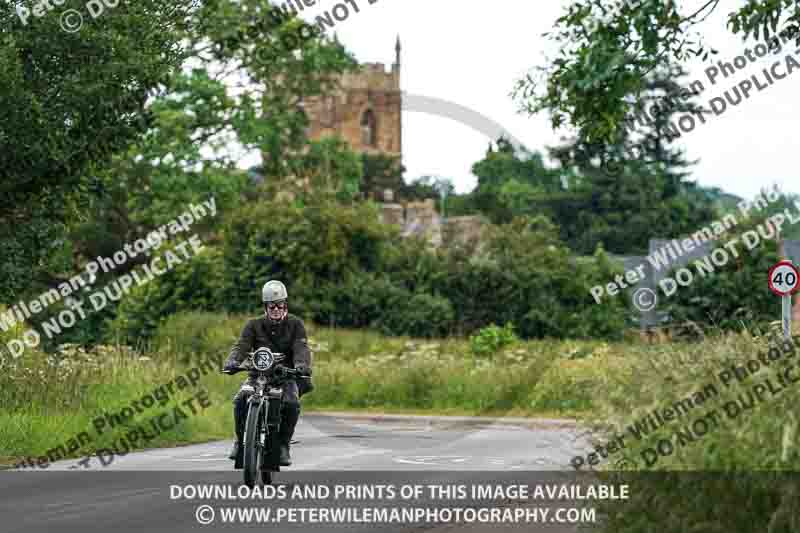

{"left": 233, "top": 379, "right": 301, "bottom": 446}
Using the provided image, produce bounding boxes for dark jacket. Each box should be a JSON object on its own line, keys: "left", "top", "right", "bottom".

{"left": 225, "top": 313, "right": 312, "bottom": 370}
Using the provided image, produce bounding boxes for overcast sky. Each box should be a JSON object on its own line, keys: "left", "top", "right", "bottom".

{"left": 255, "top": 0, "right": 799, "bottom": 200}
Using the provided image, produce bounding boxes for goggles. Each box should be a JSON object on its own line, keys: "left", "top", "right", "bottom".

{"left": 266, "top": 300, "right": 287, "bottom": 311}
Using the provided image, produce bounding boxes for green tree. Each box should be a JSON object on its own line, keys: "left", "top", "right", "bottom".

{"left": 514, "top": 0, "right": 798, "bottom": 143}
{"left": 402, "top": 176, "right": 455, "bottom": 216}
{"left": 292, "top": 136, "right": 363, "bottom": 203}
{"left": 547, "top": 66, "right": 717, "bottom": 254}
{"left": 663, "top": 193, "right": 788, "bottom": 330}
{"left": 12, "top": 0, "right": 355, "bottom": 293}
{"left": 471, "top": 137, "right": 563, "bottom": 224}
{"left": 361, "top": 153, "right": 405, "bottom": 200}
{"left": 0, "top": 0, "right": 196, "bottom": 301}
{"left": 220, "top": 199, "right": 394, "bottom": 313}
{"left": 438, "top": 215, "right": 629, "bottom": 339}
{"left": 401, "top": 176, "right": 440, "bottom": 202}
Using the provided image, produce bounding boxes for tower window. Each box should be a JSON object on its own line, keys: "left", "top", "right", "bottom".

{"left": 361, "top": 109, "right": 377, "bottom": 147}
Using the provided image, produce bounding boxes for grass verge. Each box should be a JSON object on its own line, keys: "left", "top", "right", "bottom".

{"left": 0, "top": 311, "right": 624, "bottom": 468}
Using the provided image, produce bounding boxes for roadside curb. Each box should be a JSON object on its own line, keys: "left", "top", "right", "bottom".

{"left": 303, "top": 411, "right": 580, "bottom": 429}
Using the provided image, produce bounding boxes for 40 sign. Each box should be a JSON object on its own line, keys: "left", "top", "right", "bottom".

{"left": 769, "top": 260, "right": 800, "bottom": 296}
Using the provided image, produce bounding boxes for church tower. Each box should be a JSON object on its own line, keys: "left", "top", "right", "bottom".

{"left": 301, "top": 37, "right": 402, "bottom": 158}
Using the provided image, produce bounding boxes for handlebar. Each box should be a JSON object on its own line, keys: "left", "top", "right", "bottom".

{"left": 221, "top": 363, "right": 311, "bottom": 379}
{"left": 221, "top": 360, "right": 252, "bottom": 374}
{"left": 274, "top": 365, "right": 312, "bottom": 379}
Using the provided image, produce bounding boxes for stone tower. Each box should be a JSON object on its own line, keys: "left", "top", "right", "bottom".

{"left": 302, "top": 36, "right": 402, "bottom": 158}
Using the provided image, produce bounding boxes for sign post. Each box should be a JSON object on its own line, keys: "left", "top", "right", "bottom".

{"left": 768, "top": 260, "right": 800, "bottom": 340}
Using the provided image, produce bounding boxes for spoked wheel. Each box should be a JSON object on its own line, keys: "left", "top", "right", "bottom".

{"left": 243, "top": 402, "right": 263, "bottom": 488}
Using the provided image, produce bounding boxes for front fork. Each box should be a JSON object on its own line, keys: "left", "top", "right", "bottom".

{"left": 263, "top": 390, "right": 283, "bottom": 469}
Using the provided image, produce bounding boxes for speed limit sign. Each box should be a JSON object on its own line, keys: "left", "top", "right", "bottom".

{"left": 768, "top": 260, "right": 800, "bottom": 296}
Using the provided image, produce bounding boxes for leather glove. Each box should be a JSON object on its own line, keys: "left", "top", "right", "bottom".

{"left": 222, "top": 362, "right": 240, "bottom": 373}
{"left": 294, "top": 363, "right": 312, "bottom": 376}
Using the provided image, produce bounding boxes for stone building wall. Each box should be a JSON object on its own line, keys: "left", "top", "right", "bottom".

{"left": 301, "top": 45, "right": 402, "bottom": 158}
{"left": 378, "top": 198, "right": 486, "bottom": 250}
{"left": 379, "top": 199, "right": 440, "bottom": 246}
{"left": 442, "top": 215, "right": 487, "bottom": 248}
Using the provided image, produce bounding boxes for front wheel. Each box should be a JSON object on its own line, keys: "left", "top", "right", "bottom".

{"left": 243, "top": 401, "right": 263, "bottom": 488}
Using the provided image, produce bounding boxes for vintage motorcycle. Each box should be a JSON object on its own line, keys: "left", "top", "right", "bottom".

{"left": 222, "top": 347, "right": 311, "bottom": 487}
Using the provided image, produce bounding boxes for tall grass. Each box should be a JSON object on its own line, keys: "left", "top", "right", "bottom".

{"left": 586, "top": 324, "right": 800, "bottom": 470}
{"left": 150, "top": 312, "right": 628, "bottom": 416}
{"left": 585, "top": 324, "right": 800, "bottom": 532}
{"left": 0, "top": 345, "right": 231, "bottom": 468}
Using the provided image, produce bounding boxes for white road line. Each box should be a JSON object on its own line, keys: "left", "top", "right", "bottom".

{"left": 394, "top": 458, "right": 429, "bottom": 465}
{"left": 175, "top": 458, "right": 229, "bottom": 462}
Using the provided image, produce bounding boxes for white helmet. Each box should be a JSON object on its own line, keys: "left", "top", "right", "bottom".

{"left": 262, "top": 280, "right": 288, "bottom": 303}
{"left": 262, "top": 280, "right": 288, "bottom": 323}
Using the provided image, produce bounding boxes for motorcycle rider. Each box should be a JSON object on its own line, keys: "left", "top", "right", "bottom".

{"left": 222, "top": 280, "right": 312, "bottom": 466}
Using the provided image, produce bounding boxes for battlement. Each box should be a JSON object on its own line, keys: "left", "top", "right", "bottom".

{"left": 362, "top": 62, "right": 394, "bottom": 74}
{"left": 339, "top": 62, "right": 400, "bottom": 91}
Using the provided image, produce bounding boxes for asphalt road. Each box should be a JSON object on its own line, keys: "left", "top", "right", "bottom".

{"left": 1, "top": 414, "right": 596, "bottom": 533}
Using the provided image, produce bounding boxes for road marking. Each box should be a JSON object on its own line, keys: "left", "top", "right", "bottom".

{"left": 175, "top": 459, "right": 229, "bottom": 462}
{"left": 45, "top": 501, "right": 75, "bottom": 508}
{"left": 393, "top": 456, "right": 511, "bottom": 467}
{"left": 394, "top": 458, "right": 429, "bottom": 465}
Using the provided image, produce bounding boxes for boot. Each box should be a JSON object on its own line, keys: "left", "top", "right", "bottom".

{"left": 228, "top": 441, "right": 240, "bottom": 461}
{"left": 278, "top": 444, "right": 291, "bottom": 466}
{"left": 278, "top": 403, "right": 300, "bottom": 466}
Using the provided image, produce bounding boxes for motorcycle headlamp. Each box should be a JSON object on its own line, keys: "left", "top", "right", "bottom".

{"left": 252, "top": 347, "right": 275, "bottom": 371}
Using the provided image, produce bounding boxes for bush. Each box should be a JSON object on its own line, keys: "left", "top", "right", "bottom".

{"left": 439, "top": 216, "right": 629, "bottom": 339}
{"left": 376, "top": 292, "right": 455, "bottom": 338}
{"left": 220, "top": 199, "right": 394, "bottom": 313}
{"left": 103, "top": 201, "right": 629, "bottom": 343}
{"left": 300, "top": 272, "right": 398, "bottom": 329}
{"left": 291, "top": 272, "right": 454, "bottom": 338}
{"left": 109, "top": 246, "right": 226, "bottom": 346}
{"left": 378, "top": 236, "right": 448, "bottom": 294}
{"left": 663, "top": 213, "right": 782, "bottom": 331}
{"left": 469, "top": 323, "right": 518, "bottom": 357}
{"left": 150, "top": 311, "right": 237, "bottom": 363}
